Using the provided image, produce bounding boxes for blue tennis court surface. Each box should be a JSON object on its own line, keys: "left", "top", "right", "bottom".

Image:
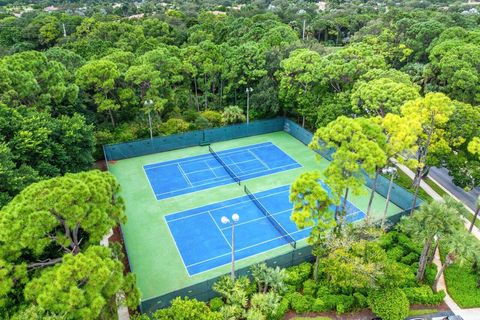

{"left": 144, "top": 142, "right": 301, "bottom": 200}
{"left": 165, "top": 184, "right": 366, "bottom": 276}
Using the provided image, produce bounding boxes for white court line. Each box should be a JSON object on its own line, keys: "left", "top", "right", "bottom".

{"left": 144, "top": 143, "right": 272, "bottom": 170}
{"left": 208, "top": 211, "right": 232, "bottom": 249}
{"left": 153, "top": 162, "right": 294, "bottom": 198}
{"left": 166, "top": 188, "right": 290, "bottom": 222}
{"left": 163, "top": 215, "right": 192, "bottom": 278}
{"left": 248, "top": 149, "right": 270, "bottom": 170}
{"left": 186, "top": 225, "right": 311, "bottom": 268}
{"left": 177, "top": 164, "right": 193, "bottom": 186}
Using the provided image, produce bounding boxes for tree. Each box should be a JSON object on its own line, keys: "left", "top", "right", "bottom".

{"left": 277, "top": 49, "right": 322, "bottom": 127}
{"left": 440, "top": 102, "right": 480, "bottom": 192}
{"left": 0, "top": 170, "right": 125, "bottom": 268}
{"left": 432, "top": 231, "right": 480, "bottom": 292}
{"left": 24, "top": 246, "right": 139, "bottom": 320}
{"left": 399, "top": 198, "right": 465, "bottom": 282}
{"left": 350, "top": 75, "right": 420, "bottom": 117}
{"left": 251, "top": 263, "right": 286, "bottom": 294}
{"left": 76, "top": 59, "right": 121, "bottom": 126}
{"left": 289, "top": 171, "right": 335, "bottom": 280}
{"left": 0, "top": 105, "right": 95, "bottom": 206}
{"left": 310, "top": 117, "right": 387, "bottom": 224}
{"left": 399, "top": 93, "right": 455, "bottom": 212}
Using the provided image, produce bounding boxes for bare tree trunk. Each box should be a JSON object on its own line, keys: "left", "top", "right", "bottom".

{"left": 427, "top": 241, "right": 438, "bottom": 265}
{"left": 417, "top": 238, "right": 432, "bottom": 281}
{"left": 313, "top": 255, "right": 320, "bottom": 281}
{"left": 342, "top": 188, "right": 349, "bottom": 214}
{"left": 366, "top": 169, "right": 380, "bottom": 218}
{"left": 469, "top": 205, "right": 479, "bottom": 233}
{"left": 194, "top": 78, "right": 199, "bottom": 111}
{"left": 108, "top": 109, "right": 115, "bottom": 127}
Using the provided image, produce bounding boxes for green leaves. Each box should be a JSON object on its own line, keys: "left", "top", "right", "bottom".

{"left": 0, "top": 170, "right": 125, "bottom": 257}
{"left": 311, "top": 116, "right": 387, "bottom": 204}
{"left": 24, "top": 246, "right": 131, "bottom": 320}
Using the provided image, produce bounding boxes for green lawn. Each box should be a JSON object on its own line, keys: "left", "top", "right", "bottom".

{"left": 424, "top": 177, "right": 448, "bottom": 198}
{"left": 408, "top": 308, "right": 438, "bottom": 316}
{"left": 443, "top": 262, "right": 480, "bottom": 308}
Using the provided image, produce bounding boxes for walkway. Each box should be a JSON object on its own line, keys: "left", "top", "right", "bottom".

{"left": 395, "top": 163, "right": 480, "bottom": 320}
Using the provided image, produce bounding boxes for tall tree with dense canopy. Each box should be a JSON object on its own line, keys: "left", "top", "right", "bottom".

{"left": 0, "top": 170, "right": 125, "bottom": 267}
{"left": 310, "top": 116, "right": 387, "bottom": 223}
{"left": 277, "top": 48, "right": 322, "bottom": 127}
{"left": 290, "top": 171, "right": 335, "bottom": 280}
{"left": 399, "top": 93, "right": 455, "bottom": 212}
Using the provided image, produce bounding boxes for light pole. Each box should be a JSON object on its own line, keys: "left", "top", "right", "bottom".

{"left": 144, "top": 99, "right": 154, "bottom": 140}
{"left": 221, "top": 213, "right": 240, "bottom": 280}
{"left": 245, "top": 87, "right": 253, "bottom": 125}
{"left": 381, "top": 166, "right": 397, "bottom": 228}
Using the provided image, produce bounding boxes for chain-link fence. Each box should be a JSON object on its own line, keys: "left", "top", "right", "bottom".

{"left": 104, "top": 118, "right": 421, "bottom": 314}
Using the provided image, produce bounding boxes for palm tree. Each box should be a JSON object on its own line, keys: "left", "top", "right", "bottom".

{"left": 432, "top": 231, "right": 478, "bottom": 292}
{"left": 399, "top": 197, "right": 464, "bottom": 282}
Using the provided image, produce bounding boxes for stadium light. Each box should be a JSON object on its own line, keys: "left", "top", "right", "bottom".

{"left": 381, "top": 166, "right": 397, "bottom": 228}
{"left": 246, "top": 88, "right": 253, "bottom": 125}
{"left": 221, "top": 213, "right": 240, "bottom": 280}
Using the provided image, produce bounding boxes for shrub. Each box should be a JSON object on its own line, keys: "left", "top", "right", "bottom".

{"left": 401, "top": 252, "right": 419, "bottom": 265}
{"left": 209, "top": 297, "right": 224, "bottom": 312}
{"left": 201, "top": 110, "right": 222, "bottom": 126}
{"left": 386, "top": 246, "right": 404, "bottom": 262}
{"left": 315, "top": 285, "right": 331, "bottom": 298}
{"left": 397, "top": 233, "right": 421, "bottom": 254}
{"left": 424, "top": 263, "right": 438, "bottom": 287}
{"left": 368, "top": 289, "right": 409, "bottom": 320}
{"left": 378, "top": 231, "right": 397, "bottom": 249}
{"left": 353, "top": 292, "right": 368, "bottom": 309}
{"left": 403, "top": 286, "right": 445, "bottom": 305}
{"left": 159, "top": 118, "right": 190, "bottom": 135}
{"left": 289, "top": 292, "right": 314, "bottom": 313}
{"left": 272, "top": 297, "right": 290, "bottom": 320}
{"left": 302, "top": 279, "right": 317, "bottom": 296}
{"left": 310, "top": 298, "right": 327, "bottom": 312}
{"left": 284, "top": 262, "right": 312, "bottom": 290}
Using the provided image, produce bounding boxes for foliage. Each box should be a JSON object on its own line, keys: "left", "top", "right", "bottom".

{"left": 209, "top": 297, "right": 224, "bottom": 312}
{"left": 403, "top": 286, "right": 445, "bottom": 305}
{"left": 24, "top": 246, "right": 139, "bottom": 320}
{"left": 0, "top": 170, "right": 125, "bottom": 259}
{"left": 367, "top": 288, "right": 409, "bottom": 320}
{"left": 153, "top": 297, "right": 222, "bottom": 320}
{"left": 443, "top": 261, "right": 480, "bottom": 308}
{"left": 222, "top": 106, "right": 246, "bottom": 124}
{"left": 284, "top": 262, "right": 312, "bottom": 290}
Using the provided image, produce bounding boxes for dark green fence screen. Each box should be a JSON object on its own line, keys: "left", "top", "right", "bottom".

{"left": 105, "top": 118, "right": 421, "bottom": 314}
{"left": 104, "top": 118, "right": 285, "bottom": 161}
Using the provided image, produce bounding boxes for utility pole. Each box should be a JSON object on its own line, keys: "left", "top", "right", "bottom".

{"left": 62, "top": 23, "right": 67, "bottom": 38}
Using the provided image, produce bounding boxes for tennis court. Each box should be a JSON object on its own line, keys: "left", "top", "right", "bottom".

{"left": 166, "top": 183, "right": 365, "bottom": 276}
{"left": 144, "top": 142, "right": 302, "bottom": 200}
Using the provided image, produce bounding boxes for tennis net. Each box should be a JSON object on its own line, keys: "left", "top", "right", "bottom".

{"left": 244, "top": 185, "right": 296, "bottom": 249}
{"left": 208, "top": 146, "right": 241, "bottom": 185}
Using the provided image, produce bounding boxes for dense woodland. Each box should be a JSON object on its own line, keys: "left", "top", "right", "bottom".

{"left": 0, "top": 0, "right": 480, "bottom": 319}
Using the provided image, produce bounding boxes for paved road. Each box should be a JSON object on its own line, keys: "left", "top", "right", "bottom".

{"left": 429, "top": 167, "right": 479, "bottom": 211}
